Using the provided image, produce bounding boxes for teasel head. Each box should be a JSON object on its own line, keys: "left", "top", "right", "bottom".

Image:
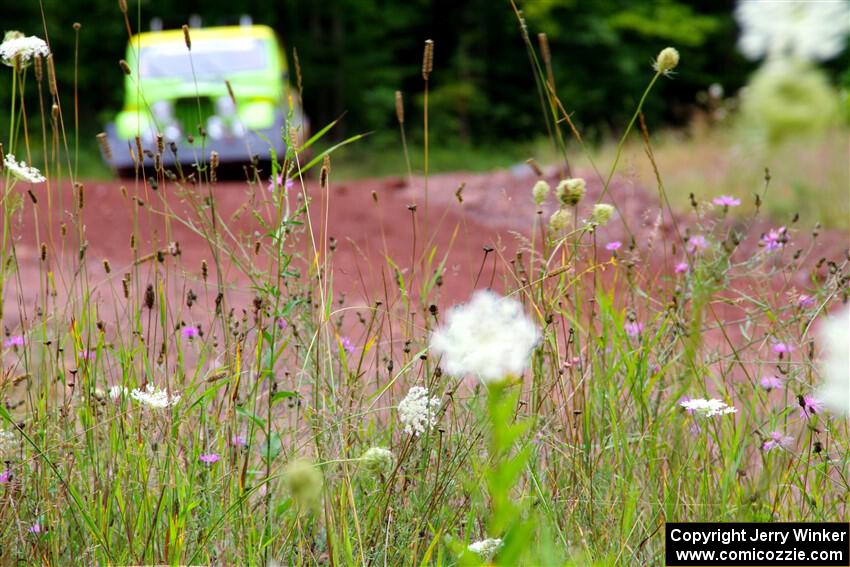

{"left": 182, "top": 24, "right": 192, "bottom": 51}
{"left": 144, "top": 284, "right": 155, "bottom": 310}
{"left": 395, "top": 90, "right": 404, "bottom": 124}
{"left": 119, "top": 59, "right": 131, "bottom": 76}
{"left": 96, "top": 133, "right": 112, "bottom": 161}
{"left": 422, "top": 39, "right": 434, "bottom": 81}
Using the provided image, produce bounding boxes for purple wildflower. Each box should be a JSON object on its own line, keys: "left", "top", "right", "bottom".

{"left": 772, "top": 342, "right": 793, "bottom": 355}
{"left": 797, "top": 294, "right": 815, "bottom": 308}
{"left": 713, "top": 195, "right": 741, "bottom": 207}
{"left": 674, "top": 262, "right": 689, "bottom": 274}
{"left": 759, "top": 375, "right": 784, "bottom": 391}
{"left": 79, "top": 349, "right": 96, "bottom": 361}
{"left": 181, "top": 325, "right": 200, "bottom": 339}
{"left": 605, "top": 241, "right": 622, "bottom": 251}
{"left": 28, "top": 523, "right": 41, "bottom": 534}
{"left": 762, "top": 431, "right": 794, "bottom": 452}
{"left": 276, "top": 317, "right": 287, "bottom": 331}
{"left": 0, "top": 469, "right": 10, "bottom": 483}
{"left": 686, "top": 235, "right": 708, "bottom": 253}
{"left": 339, "top": 336, "right": 355, "bottom": 354}
{"left": 231, "top": 434, "right": 247, "bottom": 447}
{"left": 199, "top": 453, "right": 220, "bottom": 464}
{"left": 799, "top": 394, "right": 824, "bottom": 420}
{"left": 761, "top": 227, "right": 786, "bottom": 251}
{"left": 268, "top": 173, "right": 295, "bottom": 192}
{"left": 3, "top": 335, "right": 24, "bottom": 348}
{"left": 624, "top": 321, "right": 644, "bottom": 337}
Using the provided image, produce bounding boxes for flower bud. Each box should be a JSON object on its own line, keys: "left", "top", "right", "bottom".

{"left": 549, "top": 209, "right": 571, "bottom": 232}
{"left": 532, "top": 180, "right": 550, "bottom": 206}
{"left": 591, "top": 203, "right": 614, "bottom": 226}
{"left": 361, "top": 447, "right": 394, "bottom": 475}
{"left": 654, "top": 47, "right": 679, "bottom": 74}
{"left": 283, "top": 459, "right": 323, "bottom": 510}
{"left": 555, "top": 178, "right": 586, "bottom": 206}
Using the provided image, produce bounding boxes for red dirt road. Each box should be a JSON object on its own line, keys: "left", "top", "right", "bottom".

{"left": 4, "top": 166, "right": 847, "bottom": 332}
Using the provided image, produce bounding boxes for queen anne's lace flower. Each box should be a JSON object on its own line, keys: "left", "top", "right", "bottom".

{"left": 4, "top": 154, "right": 46, "bottom": 183}
{"left": 429, "top": 290, "right": 540, "bottom": 383}
{"left": 735, "top": 0, "right": 850, "bottom": 62}
{"left": 468, "top": 538, "right": 503, "bottom": 559}
{"left": 680, "top": 398, "right": 737, "bottom": 417}
{"left": 0, "top": 32, "right": 50, "bottom": 67}
{"left": 398, "top": 386, "right": 440, "bottom": 435}
{"left": 130, "top": 384, "right": 180, "bottom": 408}
{"left": 817, "top": 305, "right": 849, "bottom": 416}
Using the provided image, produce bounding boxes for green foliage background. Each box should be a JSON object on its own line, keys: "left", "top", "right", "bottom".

{"left": 1, "top": 0, "right": 847, "bottom": 147}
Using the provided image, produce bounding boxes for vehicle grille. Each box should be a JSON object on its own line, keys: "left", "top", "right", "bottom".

{"left": 174, "top": 97, "right": 214, "bottom": 135}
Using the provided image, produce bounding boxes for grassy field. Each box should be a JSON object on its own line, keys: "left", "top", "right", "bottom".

{"left": 0, "top": 14, "right": 848, "bottom": 567}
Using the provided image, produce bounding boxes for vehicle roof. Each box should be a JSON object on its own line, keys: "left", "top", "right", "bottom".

{"left": 130, "top": 25, "right": 277, "bottom": 47}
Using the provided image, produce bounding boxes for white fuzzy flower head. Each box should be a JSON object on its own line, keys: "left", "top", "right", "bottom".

{"left": 360, "top": 447, "right": 394, "bottom": 475}
{"left": 532, "top": 180, "right": 550, "bottom": 206}
{"left": 654, "top": 47, "right": 680, "bottom": 74}
{"left": 4, "top": 154, "right": 46, "bottom": 184}
{"left": 555, "top": 177, "right": 586, "bottom": 206}
{"left": 130, "top": 384, "right": 180, "bottom": 409}
{"left": 468, "top": 538, "right": 503, "bottom": 559}
{"left": 680, "top": 398, "right": 737, "bottom": 417}
{"left": 548, "top": 208, "right": 571, "bottom": 233}
{"left": 398, "top": 386, "right": 441, "bottom": 435}
{"left": 817, "top": 306, "right": 849, "bottom": 416}
{"left": 430, "top": 290, "right": 540, "bottom": 383}
{"left": 735, "top": 0, "right": 850, "bottom": 62}
{"left": 590, "top": 203, "right": 615, "bottom": 226}
{"left": 0, "top": 32, "right": 50, "bottom": 67}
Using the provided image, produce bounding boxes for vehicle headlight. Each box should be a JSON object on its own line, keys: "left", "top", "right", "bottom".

{"left": 151, "top": 100, "right": 174, "bottom": 123}
{"left": 215, "top": 96, "right": 236, "bottom": 117}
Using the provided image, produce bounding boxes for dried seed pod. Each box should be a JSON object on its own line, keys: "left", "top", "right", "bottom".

{"left": 201, "top": 260, "right": 208, "bottom": 280}
{"left": 34, "top": 54, "right": 43, "bottom": 82}
{"left": 144, "top": 284, "right": 155, "bottom": 310}
{"left": 121, "top": 276, "right": 129, "bottom": 299}
{"left": 422, "top": 39, "right": 434, "bottom": 80}
{"left": 75, "top": 183, "right": 84, "bottom": 209}
{"left": 319, "top": 155, "right": 330, "bottom": 189}
{"left": 47, "top": 55, "right": 57, "bottom": 96}
{"left": 96, "top": 133, "right": 112, "bottom": 161}
{"left": 103, "top": 259, "right": 111, "bottom": 273}
{"left": 182, "top": 24, "right": 192, "bottom": 50}
{"left": 119, "top": 59, "right": 131, "bottom": 75}
{"left": 395, "top": 90, "right": 404, "bottom": 124}
{"left": 40, "top": 243, "right": 47, "bottom": 262}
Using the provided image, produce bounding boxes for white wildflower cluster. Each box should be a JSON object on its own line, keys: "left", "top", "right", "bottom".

{"left": 0, "top": 32, "right": 50, "bottom": 67}
{"left": 398, "top": 386, "right": 441, "bottom": 436}
{"left": 817, "top": 306, "right": 850, "bottom": 416}
{"left": 468, "top": 538, "right": 503, "bottom": 559}
{"left": 430, "top": 290, "right": 540, "bottom": 383}
{"left": 735, "top": 0, "right": 850, "bottom": 62}
{"left": 4, "top": 154, "right": 46, "bottom": 184}
{"left": 109, "top": 385, "right": 129, "bottom": 400}
{"left": 0, "top": 429, "right": 16, "bottom": 456}
{"left": 680, "top": 398, "right": 737, "bottom": 417}
{"left": 130, "top": 384, "right": 181, "bottom": 409}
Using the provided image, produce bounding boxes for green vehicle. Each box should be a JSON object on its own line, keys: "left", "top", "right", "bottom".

{"left": 104, "top": 23, "right": 303, "bottom": 174}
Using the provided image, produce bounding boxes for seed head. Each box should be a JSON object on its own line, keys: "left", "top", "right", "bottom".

{"left": 96, "top": 132, "right": 112, "bottom": 161}
{"left": 422, "top": 39, "right": 434, "bottom": 80}
{"left": 591, "top": 203, "right": 615, "bottom": 226}
{"left": 47, "top": 54, "right": 57, "bottom": 96}
{"left": 532, "top": 180, "right": 550, "bottom": 206}
{"left": 361, "top": 447, "right": 394, "bottom": 476}
{"left": 556, "top": 178, "right": 586, "bottom": 206}
{"left": 182, "top": 25, "right": 192, "bottom": 51}
{"left": 119, "top": 59, "right": 131, "bottom": 75}
{"left": 654, "top": 47, "right": 679, "bottom": 75}
{"left": 394, "top": 90, "right": 404, "bottom": 124}
{"left": 549, "top": 208, "right": 571, "bottom": 232}
{"left": 144, "top": 284, "right": 155, "bottom": 310}
{"left": 283, "top": 459, "right": 323, "bottom": 510}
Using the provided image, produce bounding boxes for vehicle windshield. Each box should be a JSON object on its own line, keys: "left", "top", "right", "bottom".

{"left": 136, "top": 38, "right": 269, "bottom": 80}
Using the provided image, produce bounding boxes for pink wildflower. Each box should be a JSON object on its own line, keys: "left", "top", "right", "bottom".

{"left": 3, "top": 335, "right": 24, "bottom": 348}
{"left": 759, "top": 375, "right": 783, "bottom": 391}
{"left": 624, "top": 321, "right": 644, "bottom": 337}
{"left": 761, "top": 227, "right": 787, "bottom": 251}
{"left": 340, "top": 336, "right": 355, "bottom": 354}
{"left": 181, "top": 325, "right": 200, "bottom": 339}
{"left": 762, "top": 431, "right": 794, "bottom": 452}
{"left": 0, "top": 470, "right": 10, "bottom": 483}
{"left": 674, "top": 262, "right": 689, "bottom": 274}
{"left": 713, "top": 195, "right": 741, "bottom": 207}
{"left": 772, "top": 342, "right": 793, "bottom": 355}
{"left": 686, "top": 235, "right": 708, "bottom": 253}
{"left": 799, "top": 394, "right": 824, "bottom": 420}
{"left": 199, "top": 453, "right": 220, "bottom": 464}
{"left": 605, "top": 241, "right": 622, "bottom": 251}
